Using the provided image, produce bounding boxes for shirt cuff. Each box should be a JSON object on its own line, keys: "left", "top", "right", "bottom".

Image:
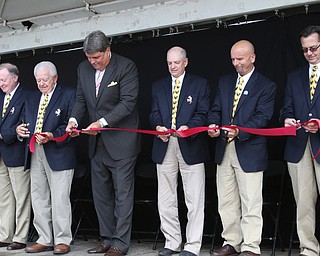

{"left": 69, "top": 117, "right": 78, "bottom": 127}
{"left": 98, "top": 118, "right": 108, "bottom": 128}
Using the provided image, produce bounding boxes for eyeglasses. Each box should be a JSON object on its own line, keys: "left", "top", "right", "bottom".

{"left": 301, "top": 44, "right": 320, "bottom": 53}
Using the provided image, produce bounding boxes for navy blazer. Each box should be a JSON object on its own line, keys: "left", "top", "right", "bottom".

{"left": 280, "top": 65, "right": 320, "bottom": 164}
{"left": 71, "top": 53, "right": 140, "bottom": 161}
{"left": 150, "top": 73, "right": 210, "bottom": 165}
{"left": 23, "top": 84, "right": 77, "bottom": 171}
{"left": 0, "top": 85, "right": 29, "bottom": 167}
{"left": 208, "top": 70, "right": 276, "bottom": 172}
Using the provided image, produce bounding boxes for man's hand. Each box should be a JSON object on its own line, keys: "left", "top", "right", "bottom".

{"left": 208, "top": 124, "right": 220, "bottom": 138}
{"left": 302, "top": 118, "right": 319, "bottom": 133}
{"left": 16, "top": 123, "right": 30, "bottom": 138}
{"left": 66, "top": 121, "right": 80, "bottom": 137}
{"left": 175, "top": 125, "right": 188, "bottom": 137}
{"left": 156, "top": 125, "right": 170, "bottom": 142}
{"left": 222, "top": 126, "right": 239, "bottom": 139}
{"left": 284, "top": 118, "right": 300, "bottom": 127}
{"left": 82, "top": 121, "right": 101, "bottom": 136}
{"left": 35, "top": 132, "right": 53, "bottom": 145}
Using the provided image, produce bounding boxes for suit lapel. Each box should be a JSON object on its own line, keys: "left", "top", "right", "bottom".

{"left": 2, "top": 85, "right": 23, "bottom": 120}
{"left": 305, "top": 65, "right": 320, "bottom": 108}
{"left": 164, "top": 77, "right": 172, "bottom": 115}
{"left": 234, "top": 71, "right": 257, "bottom": 116}
{"left": 228, "top": 75, "right": 238, "bottom": 120}
{"left": 96, "top": 55, "right": 116, "bottom": 101}
{"left": 43, "top": 84, "right": 61, "bottom": 124}
{"left": 29, "top": 92, "right": 42, "bottom": 133}
{"left": 177, "top": 74, "right": 190, "bottom": 114}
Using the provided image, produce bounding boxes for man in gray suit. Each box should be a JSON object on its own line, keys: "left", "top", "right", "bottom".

{"left": 66, "top": 30, "right": 140, "bottom": 256}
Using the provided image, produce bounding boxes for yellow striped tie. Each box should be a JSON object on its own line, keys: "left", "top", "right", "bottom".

{"left": 310, "top": 65, "right": 318, "bottom": 102}
{"left": 172, "top": 79, "right": 181, "bottom": 128}
{"left": 228, "top": 77, "right": 244, "bottom": 142}
{"left": 2, "top": 93, "right": 11, "bottom": 118}
{"left": 35, "top": 94, "right": 49, "bottom": 133}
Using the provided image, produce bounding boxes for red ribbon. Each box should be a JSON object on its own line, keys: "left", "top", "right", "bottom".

{"left": 29, "top": 125, "right": 296, "bottom": 153}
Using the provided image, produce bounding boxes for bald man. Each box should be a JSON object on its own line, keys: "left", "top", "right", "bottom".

{"left": 208, "top": 40, "right": 276, "bottom": 256}
{"left": 150, "top": 46, "right": 210, "bottom": 256}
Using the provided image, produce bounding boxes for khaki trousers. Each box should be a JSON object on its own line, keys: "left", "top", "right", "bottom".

{"left": 31, "top": 144, "right": 74, "bottom": 245}
{"left": 0, "top": 158, "right": 31, "bottom": 244}
{"left": 157, "top": 137, "right": 205, "bottom": 255}
{"left": 288, "top": 139, "right": 320, "bottom": 256}
{"left": 217, "top": 141, "right": 263, "bottom": 254}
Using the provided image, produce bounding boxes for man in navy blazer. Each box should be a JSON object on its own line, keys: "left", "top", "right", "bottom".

{"left": 150, "top": 46, "right": 210, "bottom": 256}
{"left": 0, "top": 63, "right": 31, "bottom": 251}
{"left": 66, "top": 30, "right": 140, "bottom": 256}
{"left": 280, "top": 25, "right": 320, "bottom": 256}
{"left": 16, "top": 61, "right": 76, "bottom": 255}
{"left": 208, "top": 40, "right": 276, "bottom": 256}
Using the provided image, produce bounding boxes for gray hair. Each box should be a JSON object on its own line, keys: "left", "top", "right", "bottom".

{"left": 34, "top": 61, "right": 57, "bottom": 77}
{"left": 83, "top": 30, "right": 111, "bottom": 53}
{"left": 0, "top": 63, "right": 19, "bottom": 76}
{"left": 167, "top": 46, "right": 187, "bottom": 60}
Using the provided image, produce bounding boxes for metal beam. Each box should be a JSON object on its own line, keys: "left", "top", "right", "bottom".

{"left": 0, "top": 0, "right": 318, "bottom": 54}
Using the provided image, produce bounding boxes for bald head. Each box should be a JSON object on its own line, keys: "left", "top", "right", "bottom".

{"left": 230, "top": 40, "right": 256, "bottom": 76}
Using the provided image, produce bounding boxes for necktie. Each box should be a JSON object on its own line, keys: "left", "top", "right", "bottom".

{"left": 2, "top": 93, "right": 11, "bottom": 118}
{"left": 231, "top": 77, "right": 244, "bottom": 122}
{"left": 310, "top": 65, "right": 318, "bottom": 102}
{"left": 171, "top": 79, "right": 181, "bottom": 128}
{"left": 35, "top": 94, "right": 49, "bottom": 133}
{"left": 95, "top": 70, "right": 103, "bottom": 97}
{"left": 228, "top": 77, "right": 244, "bottom": 142}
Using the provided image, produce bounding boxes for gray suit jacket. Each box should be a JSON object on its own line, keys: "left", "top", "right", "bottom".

{"left": 72, "top": 53, "right": 140, "bottom": 160}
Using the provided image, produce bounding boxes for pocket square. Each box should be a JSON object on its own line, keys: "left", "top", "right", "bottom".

{"left": 107, "top": 81, "right": 118, "bottom": 87}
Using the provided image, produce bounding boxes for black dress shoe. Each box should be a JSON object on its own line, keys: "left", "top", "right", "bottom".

{"left": 211, "top": 244, "right": 239, "bottom": 256}
{"left": 7, "top": 242, "right": 26, "bottom": 250}
{"left": 0, "top": 242, "right": 11, "bottom": 247}
{"left": 159, "top": 248, "right": 180, "bottom": 256}
{"left": 87, "top": 244, "right": 111, "bottom": 253}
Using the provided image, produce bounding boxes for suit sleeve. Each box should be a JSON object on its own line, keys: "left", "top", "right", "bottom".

{"left": 237, "top": 80, "right": 276, "bottom": 141}
{"left": 279, "top": 75, "right": 295, "bottom": 125}
{"left": 103, "top": 61, "right": 139, "bottom": 127}
{"left": 207, "top": 81, "right": 223, "bottom": 126}
{"left": 150, "top": 82, "right": 164, "bottom": 129}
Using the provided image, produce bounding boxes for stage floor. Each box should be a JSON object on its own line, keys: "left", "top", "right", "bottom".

{"left": 0, "top": 238, "right": 298, "bottom": 256}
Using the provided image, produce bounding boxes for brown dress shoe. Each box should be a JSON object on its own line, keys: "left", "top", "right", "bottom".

{"left": 87, "top": 244, "right": 111, "bottom": 253}
{"left": 239, "top": 251, "right": 260, "bottom": 256}
{"left": 0, "top": 242, "right": 11, "bottom": 247}
{"left": 54, "top": 243, "right": 70, "bottom": 254}
{"left": 104, "top": 247, "right": 124, "bottom": 256}
{"left": 211, "top": 244, "right": 239, "bottom": 256}
{"left": 25, "top": 243, "right": 54, "bottom": 253}
{"left": 7, "top": 242, "right": 26, "bottom": 250}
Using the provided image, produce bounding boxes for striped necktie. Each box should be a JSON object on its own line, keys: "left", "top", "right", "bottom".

{"left": 35, "top": 94, "right": 49, "bottom": 133}
{"left": 95, "top": 70, "right": 103, "bottom": 97}
{"left": 171, "top": 79, "right": 181, "bottom": 128}
{"left": 228, "top": 77, "right": 244, "bottom": 142}
{"left": 2, "top": 93, "right": 11, "bottom": 118}
{"left": 310, "top": 65, "right": 318, "bottom": 102}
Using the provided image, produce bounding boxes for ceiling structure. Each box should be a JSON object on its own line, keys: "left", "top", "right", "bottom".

{"left": 0, "top": 0, "right": 319, "bottom": 56}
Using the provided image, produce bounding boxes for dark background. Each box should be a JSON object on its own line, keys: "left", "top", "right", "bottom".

{"left": 3, "top": 8, "right": 320, "bottom": 250}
